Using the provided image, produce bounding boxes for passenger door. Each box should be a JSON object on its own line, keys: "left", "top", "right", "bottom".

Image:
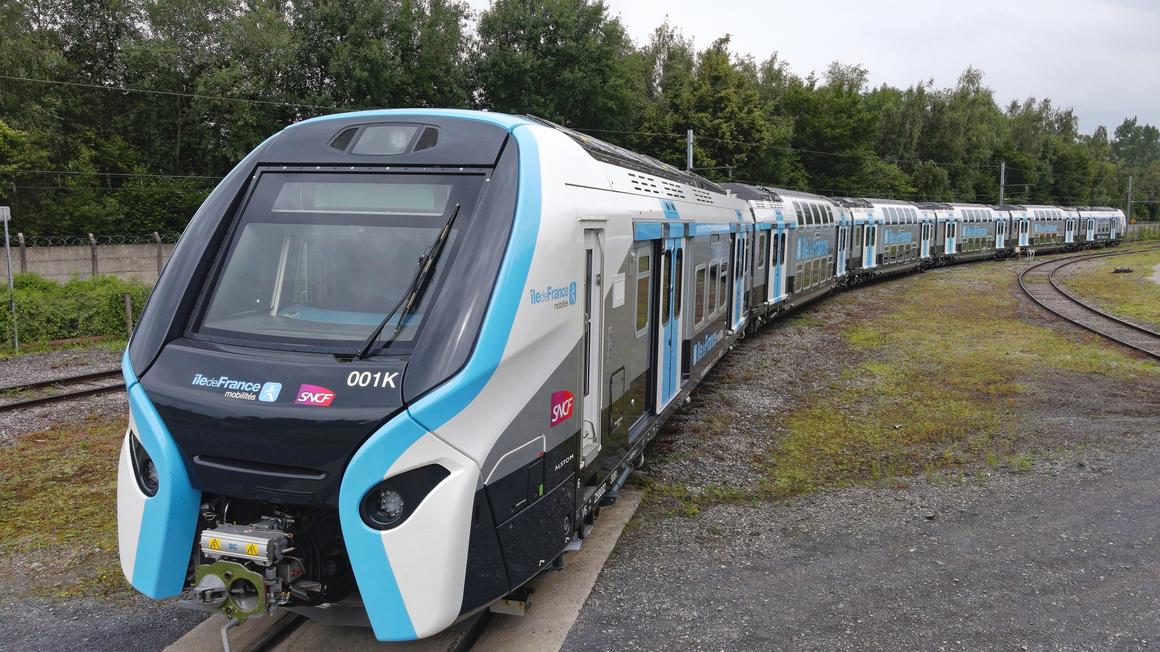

{"left": 732, "top": 229, "right": 746, "bottom": 329}
{"left": 655, "top": 237, "right": 683, "bottom": 411}
{"left": 580, "top": 229, "right": 604, "bottom": 468}
{"left": 836, "top": 225, "right": 848, "bottom": 276}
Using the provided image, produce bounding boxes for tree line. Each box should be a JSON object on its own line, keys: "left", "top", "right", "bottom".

{"left": 1, "top": 0, "right": 1157, "bottom": 236}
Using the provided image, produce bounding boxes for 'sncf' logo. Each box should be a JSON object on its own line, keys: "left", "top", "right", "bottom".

{"left": 295, "top": 384, "right": 335, "bottom": 407}
{"left": 550, "top": 390, "right": 574, "bottom": 427}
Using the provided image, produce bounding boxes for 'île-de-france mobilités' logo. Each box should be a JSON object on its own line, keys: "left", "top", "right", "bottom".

{"left": 528, "top": 281, "right": 577, "bottom": 310}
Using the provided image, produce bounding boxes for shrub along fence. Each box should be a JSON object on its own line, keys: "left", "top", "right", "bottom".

{"left": 0, "top": 274, "right": 152, "bottom": 353}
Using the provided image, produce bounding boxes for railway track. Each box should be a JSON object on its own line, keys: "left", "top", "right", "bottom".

{"left": 0, "top": 368, "right": 125, "bottom": 413}
{"left": 1018, "top": 246, "right": 1160, "bottom": 360}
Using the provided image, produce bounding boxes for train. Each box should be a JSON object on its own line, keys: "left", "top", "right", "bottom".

{"left": 116, "top": 109, "right": 1126, "bottom": 641}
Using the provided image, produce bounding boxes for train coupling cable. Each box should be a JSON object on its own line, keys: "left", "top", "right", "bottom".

{"left": 221, "top": 617, "right": 241, "bottom": 652}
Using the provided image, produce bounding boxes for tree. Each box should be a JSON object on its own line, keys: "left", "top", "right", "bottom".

{"left": 474, "top": 0, "right": 642, "bottom": 131}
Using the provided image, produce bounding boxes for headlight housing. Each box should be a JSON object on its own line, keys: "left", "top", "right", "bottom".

{"left": 359, "top": 464, "right": 449, "bottom": 531}
{"left": 129, "top": 431, "right": 159, "bottom": 497}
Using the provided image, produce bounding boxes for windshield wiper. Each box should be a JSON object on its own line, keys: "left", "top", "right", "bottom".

{"left": 354, "top": 203, "right": 461, "bottom": 360}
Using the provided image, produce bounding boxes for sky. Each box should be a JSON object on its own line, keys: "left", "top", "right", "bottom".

{"left": 464, "top": 0, "right": 1160, "bottom": 134}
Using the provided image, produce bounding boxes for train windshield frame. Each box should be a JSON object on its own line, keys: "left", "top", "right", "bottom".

{"left": 192, "top": 169, "right": 485, "bottom": 355}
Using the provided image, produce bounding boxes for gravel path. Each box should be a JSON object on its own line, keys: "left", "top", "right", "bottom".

{"left": 0, "top": 346, "right": 125, "bottom": 445}
{"left": 0, "top": 345, "right": 122, "bottom": 389}
{"left": 563, "top": 444, "right": 1160, "bottom": 651}
{"left": 0, "top": 595, "right": 206, "bottom": 652}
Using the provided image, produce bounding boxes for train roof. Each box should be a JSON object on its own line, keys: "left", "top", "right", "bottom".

{"left": 830, "top": 197, "right": 874, "bottom": 208}
{"left": 524, "top": 115, "right": 726, "bottom": 194}
{"left": 721, "top": 183, "right": 832, "bottom": 203}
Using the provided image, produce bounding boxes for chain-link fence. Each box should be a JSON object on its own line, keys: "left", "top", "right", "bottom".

{"left": 1, "top": 233, "right": 177, "bottom": 352}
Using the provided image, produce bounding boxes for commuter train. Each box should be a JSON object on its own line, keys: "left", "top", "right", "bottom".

{"left": 116, "top": 109, "right": 1125, "bottom": 641}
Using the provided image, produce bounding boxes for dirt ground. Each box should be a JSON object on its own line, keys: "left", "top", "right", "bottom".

{"left": 565, "top": 255, "right": 1160, "bottom": 650}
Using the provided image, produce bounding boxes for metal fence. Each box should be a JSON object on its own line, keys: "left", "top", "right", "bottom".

{"left": 1125, "top": 222, "right": 1160, "bottom": 242}
{"left": 2, "top": 232, "right": 181, "bottom": 285}
{"left": 1, "top": 233, "right": 178, "bottom": 352}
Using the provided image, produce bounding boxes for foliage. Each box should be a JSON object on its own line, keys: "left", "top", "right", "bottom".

{"left": 1, "top": 0, "right": 1158, "bottom": 236}
{"left": 0, "top": 274, "right": 151, "bottom": 349}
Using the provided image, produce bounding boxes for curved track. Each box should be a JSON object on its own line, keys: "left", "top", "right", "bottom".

{"left": 0, "top": 368, "right": 125, "bottom": 413}
{"left": 1018, "top": 246, "right": 1160, "bottom": 360}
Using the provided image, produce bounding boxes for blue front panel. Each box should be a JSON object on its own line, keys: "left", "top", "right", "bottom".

{"left": 122, "top": 351, "right": 202, "bottom": 598}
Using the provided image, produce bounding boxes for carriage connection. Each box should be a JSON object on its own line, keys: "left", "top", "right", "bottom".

{"left": 116, "top": 109, "right": 1125, "bottom": 641}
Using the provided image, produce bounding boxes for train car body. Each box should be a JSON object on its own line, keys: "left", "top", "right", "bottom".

{"left": 1023, "top": 205, "right": 1070, "bottom": 252}
{"left": 118, "top": 108, "right": 1130, "bottom": 643}
{"left": 117, "top": 109, "right": 756, "bottom": 640}
{"left": 1076, "top": 206, "right": 1125, "bottom": 246}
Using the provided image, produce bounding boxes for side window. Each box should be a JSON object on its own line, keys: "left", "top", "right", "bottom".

{"left": 695, "top": 265, "right": 706, "bottom": 324}
{"left": 673, "top": 248, "right": 683, "bottom": 317}
{"left": 635, "top": 250, "right": 650, "bottom": 337}
{"left": 793, "top": 202, "right": 804, "bottom": 225}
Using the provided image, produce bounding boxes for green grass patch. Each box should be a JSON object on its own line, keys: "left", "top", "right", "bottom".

{"left": 0, "top": 416, "right": 131, "bottom": 597}
{"left": 768, "top": 263, "right": 1156, "bottom": 495}
{"left": 1056, "top": 250, "right": 1160, "bottom": 330}
{"left": 647, "top": 260, "right": 1157, "bottom": 517}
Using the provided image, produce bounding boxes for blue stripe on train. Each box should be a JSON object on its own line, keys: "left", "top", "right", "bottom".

{"left": 122, "top": 349, "right": 201, "bottom": 598}
{"left": 339, "top": 120, "right": 543, "bottom": 641}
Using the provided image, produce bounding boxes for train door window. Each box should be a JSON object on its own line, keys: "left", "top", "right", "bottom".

{"left": 714, "top": 259, "right": 723, "bottom": 308}
{"left": 659, "top": 250, "right": 671, "bottom": 327}
{"left": 673, "top": 249, "right": 684, "bottom": 317}
{"left": 708, "top": 262, "right": 718, "bottom": 315}
{"left": 635, "top": 250, "right": 651, "bottom": 338}
{"left": 854, "top": 225, "right": 863, "bottom": 249}
{"left": 757, "top": 233, "right": 767, "bottom": 269}
{"left": 695, "top": 265, "right": 706, "bottom": 324}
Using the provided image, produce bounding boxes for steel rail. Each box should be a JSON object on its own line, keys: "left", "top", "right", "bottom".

{"left": 1018, "top": 245, "right": 1160, "bottom": 361}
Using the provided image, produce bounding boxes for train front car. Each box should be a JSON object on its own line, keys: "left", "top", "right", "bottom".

{"left": 118, "top": 110, "right": 600, "bottom": 640}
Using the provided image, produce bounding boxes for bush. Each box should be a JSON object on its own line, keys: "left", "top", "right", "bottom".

{"left": 0, "top": 274, "right": 152, "bottom": 350}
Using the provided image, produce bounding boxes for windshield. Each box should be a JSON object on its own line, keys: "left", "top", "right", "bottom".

{"left": 197, "top": 171, "right": 482, "bottom": 352}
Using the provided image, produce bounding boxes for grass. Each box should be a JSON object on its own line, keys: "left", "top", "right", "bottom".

{"left": 769, "top": 263, "right": 1155, "bottom": 495}
{"left": 0, "top": 337, "right": 126, "bottom": 362}
{"left": 0, "top": 416, "right": 131, "bottom": 598}
{"left": 644, "top": 259, "right": 1158, "bottom": 517}
{"left": 1056, "top": 249, "right": 1160, "bottom": 330}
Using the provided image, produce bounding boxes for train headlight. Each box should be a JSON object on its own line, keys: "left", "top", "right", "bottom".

{"left": 129, "top": 432, "right": 159, "bottom": 497}
{"left": 358, "top": 465, "right": 450, "bottom": 531}
{"left": 375, "top": 489, "right": 406, "bottom": 526}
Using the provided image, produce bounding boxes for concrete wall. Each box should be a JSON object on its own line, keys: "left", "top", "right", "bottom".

{"left": 0, "top": 242, "right": 176, "bottom": 285}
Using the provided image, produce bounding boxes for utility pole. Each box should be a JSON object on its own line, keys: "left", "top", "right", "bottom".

{"left": 1126, "top": 175, "right": 1133, "bottom": 221}
{"left": 998, "top": 161, "right": 1006, "bottom": 205}
{"left": 686, "top": 129, "right": 694, "bottom": 172}
{"left": 1, "top": 205, "right": 17, "bottom": 352}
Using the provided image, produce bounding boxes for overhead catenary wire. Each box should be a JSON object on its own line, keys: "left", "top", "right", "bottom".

{"left": 0, "top": 73, "right": 348, "bottom": 113}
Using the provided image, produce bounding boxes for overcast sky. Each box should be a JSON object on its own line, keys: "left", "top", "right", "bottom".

{"left": 466, "top": 0, "right": 1160, "bottom": 134}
